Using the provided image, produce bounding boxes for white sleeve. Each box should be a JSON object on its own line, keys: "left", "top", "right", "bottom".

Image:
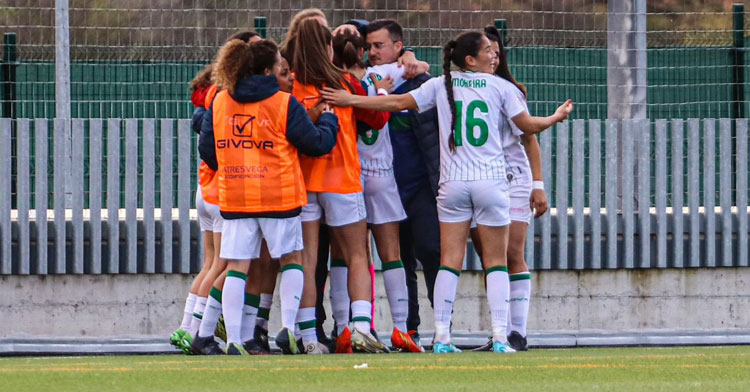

{"left": 507, "top": 89, "right": 529, "bottom": 136}
{"left": 408, "top": 76, "right": 442, "bottom": 113}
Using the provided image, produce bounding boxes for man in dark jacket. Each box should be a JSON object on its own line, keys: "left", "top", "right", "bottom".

{"left": 364, "top": 19, "right": 441, "bottom": 346}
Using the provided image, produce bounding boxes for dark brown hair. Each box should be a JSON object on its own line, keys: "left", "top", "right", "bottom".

{"left": 189, "top": 64, "right": 213, "bottom": 92}
{"left": 292, "top": 18, "right": 351, "bottom": 91}
{"left": 213, "top": 40, "right": 279, "bottom": 95}
{"left": 484, "top": 25, "right": 527, "bottom": 99}
{"left": 443, "top": 31, "right": 484, "bottom": 152}
{"left": 280, "top": 8, "right": 326, "bottom": 65}
{"left": 366, "top": 19, "right": 403, "bottom": 42}
{"left": 332, "top": 29, "right": 365, "bottom": 70}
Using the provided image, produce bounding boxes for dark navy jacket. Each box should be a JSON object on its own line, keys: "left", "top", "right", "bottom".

{"left": 390, "top": 73, "right": 440, "bottom": 199}
{"left": 198, "top": 75, "right": 339, "bottom": 172}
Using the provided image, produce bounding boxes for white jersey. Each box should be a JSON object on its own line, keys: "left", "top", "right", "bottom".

{"left": 499, "top": 82, "right": 533, "bottom": 185}
{"left": 357, "top": 63, "right": 406, "bottom": 177}
{"left": 409, "top": 71, "right": 526, "bottom": 183}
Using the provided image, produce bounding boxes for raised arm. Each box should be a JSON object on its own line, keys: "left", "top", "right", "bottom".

{"left": 512, "top": 99, "right": 573, "bottom": 134}
{"left": 321, "top": 87, "right": 418, "bottom": 112}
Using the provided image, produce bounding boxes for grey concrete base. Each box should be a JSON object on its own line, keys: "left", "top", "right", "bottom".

{"left": 2, "top": 268, "right": 749, "bottom": 353}
{"left": 3, "top": 331, "right": 750, "bottom": 355}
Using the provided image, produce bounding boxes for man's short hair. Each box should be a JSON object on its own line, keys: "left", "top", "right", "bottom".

{"left": 366, "top": 19, "right": 403, "bottom": 42}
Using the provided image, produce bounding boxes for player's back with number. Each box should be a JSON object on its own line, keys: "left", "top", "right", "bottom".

{"left": 410, "top": 70, "right": 526, "bottom": 183}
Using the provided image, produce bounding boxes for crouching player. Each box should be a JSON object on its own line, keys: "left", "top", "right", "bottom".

{"left": 199, "top": 38, "right": 339, "bottom": 354}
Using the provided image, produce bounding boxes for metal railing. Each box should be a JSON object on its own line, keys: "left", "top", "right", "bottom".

{"left": 0, "top": 118, "right": 748, "bottom": 274}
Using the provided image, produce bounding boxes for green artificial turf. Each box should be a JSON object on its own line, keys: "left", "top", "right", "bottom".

{"left": 2, "top": 346, "right": 749, "bottom": 392}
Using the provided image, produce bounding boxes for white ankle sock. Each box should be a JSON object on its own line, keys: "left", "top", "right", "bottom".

{"left": 296, "top": 307, "right": 317, "bottom": 344}
{"left": 351, "top": 300, "right": 372, "bottom": 333}
{"left": 188, "top": 296, "right": 207, "bottom": 337}
{"left": 179, "top": 293, "right": 197, "bottom": 331}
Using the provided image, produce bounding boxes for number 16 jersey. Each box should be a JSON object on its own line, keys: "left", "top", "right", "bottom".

{"left": 408, "top": 71, "right": 526, "bottom": 184}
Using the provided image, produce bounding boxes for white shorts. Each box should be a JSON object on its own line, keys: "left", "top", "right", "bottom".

{"left": 220, "top": 216, "right": 303, "bottom": 260}
{"left": 300, "top": 191, "right": 366, "bottom": 227}
{"left": 196, "top": 187, "right": 223, "bottom": 233}
{"left": 362, "top": 174, "right": 407, "bottom": 225}
{"left": 470, "top": 182, "right": 531, "bottom": 228}
{"left": 437, "top": 179, "right": 510, "bottom": 227}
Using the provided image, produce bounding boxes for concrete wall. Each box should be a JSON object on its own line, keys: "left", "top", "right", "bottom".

{"left": 2, "top": 268, "right": 749, "bottom": 339}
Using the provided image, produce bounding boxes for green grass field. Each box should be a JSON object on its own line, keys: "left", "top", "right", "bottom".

{"left": 2, "top": 346, "right": 749, "bottom": 392}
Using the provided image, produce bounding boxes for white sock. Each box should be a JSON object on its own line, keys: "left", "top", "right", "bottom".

{"left": 221, "top": 271, "right": 247, "bottom": 345}
{"left": 486, "top": 266, "right": 511, "bottom": 343}
{"left": 433, "top": 267, "right": 460, "bottom": 344}
{"left": 382, "top": 260, "right": 408, "bottom": 332}
{"left": 509, "top": 272, "right": 531, "bottom": 337}
{"left": 279, "top": 264, "right": 303, "bottom": 331}
{"left": 256, "top": 293, "right": 273, "bottom": 330}
{"left": 198, "top": 288, "right": 222, "bottom": 338}
{"left": 188, "top": 296, "right": 207, "bottom": 337}
{"left": 351, "top": 300, "right": 372, "bottom": 333}
{"left": 329, "top": 260, "right": 350, "bottom": 335}
{"left": 179, "top": 293, "right": 197, "bottom": 331}
{"left": 296, "top": 307, "right": 317, "bottom": 344}
{"left": 241, "top": 293, "right": 260, "bottom": 342}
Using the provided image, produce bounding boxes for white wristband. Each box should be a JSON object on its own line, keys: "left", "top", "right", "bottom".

{"left": 377, "top": 88, "right": 389, "bottom": 96}
{"left": 532, "top": 181, "right": 545, "bottom": 190}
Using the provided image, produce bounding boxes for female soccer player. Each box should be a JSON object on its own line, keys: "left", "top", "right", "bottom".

{"left": 322, "top": 31, "right": 572, "bottom": 354}
{"left": 199, "top": 38, "right": 339, "bottom": 355}
{"left": 289, "top": 18, "right": 390, "bottom": 354}
{"left": 469, "top": 26, "right": 549, "bottom": 352}
{"left": 331, "top": 29, "right": 422, "bottom": 353}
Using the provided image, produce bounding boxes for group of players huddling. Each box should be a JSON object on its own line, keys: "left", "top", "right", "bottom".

{"left": 169, "top": 8, "right": 573, "bottom": 356}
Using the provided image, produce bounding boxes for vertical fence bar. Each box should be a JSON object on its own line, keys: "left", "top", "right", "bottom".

{"left": 35, "top": 119, "right": 48, "bottom": 274}
{"left": 539, "top": 130, "right": 552, "bottom": 269}
{"left": 687, "top": 119, "right": 700, "bottom": 268}
{"left": 160, "top": 119, "right": 174, "bottom": 273}
{"left": 622, "top": 120, "right": 635, "bottom": 268}
{"left": 177, "top": 119, "right": 191, "bottom": 273}
{"left": 106, "top": 118, "right": 120, "bottom": 273}
{"left": 637, "top": 119, "right": 651, "bottom": 268}
{"left": 605, "top": 120, "right": 619, "bottom": 268}
{"left": 737, "top": 119, "right": 748, "bottom": 267}
{"left": 671, "top": 119, "right": 684, "bottom": 268}
{"left": 571, "top": 120, "right": 585, "bottom": 269}
{"left": 124, "top": 119, "right": 138, "bottom": 273}
{"left": 588, "top": 119, "right": 601, "bottom": 269}
{"left": 655, "top": 119, "right": 667, "bottom": 268}
{"left": 16, "top": 119, "right": 30, "bottom": 274}
{"left": 71, "top": 118, "right": 84, "bottom": 273}
{"left": 555, "top": 122, "right": 569, "bottom": 269}
{"left": 703, "top": 119, "right": 716, "bottom": 267}
{"left": 719, "top": 119, "right": 733, "bottom": 267}
{"left": 89, "top": 119, "right": 102, "bottom": 274}
{"left": 143, "top": 119, "right": 156, "bottom": 273}
{"left": 0, "top": 119, "right": 11, "bottom": 273}
{"left": 53, "top": 118, "right": 67, "bottom": 274}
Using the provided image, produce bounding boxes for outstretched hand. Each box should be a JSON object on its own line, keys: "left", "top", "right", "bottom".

{"left": 321, "top": 87, "right": 355, "bottom": 107}
{"left": 555, "top": 99, "right": 574, "bottom": 122}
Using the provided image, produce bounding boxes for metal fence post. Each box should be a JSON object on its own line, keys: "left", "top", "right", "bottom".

{"left": 254, "top": 16, "right": 267, "bottom": 39}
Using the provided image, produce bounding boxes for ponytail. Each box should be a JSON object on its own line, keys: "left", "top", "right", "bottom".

{"left": 213, "top": 40, "right": 254, "bottom": 95}
{"left": 443, "top": 40, "right": 458, "bottom": 153}
{"left": 332, "top": 31, "right": 365, "bottom": 70}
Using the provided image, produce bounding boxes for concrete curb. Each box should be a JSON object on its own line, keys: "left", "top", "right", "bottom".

{"left": 2, "top": 331, "right": 749, "bottom": 355}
